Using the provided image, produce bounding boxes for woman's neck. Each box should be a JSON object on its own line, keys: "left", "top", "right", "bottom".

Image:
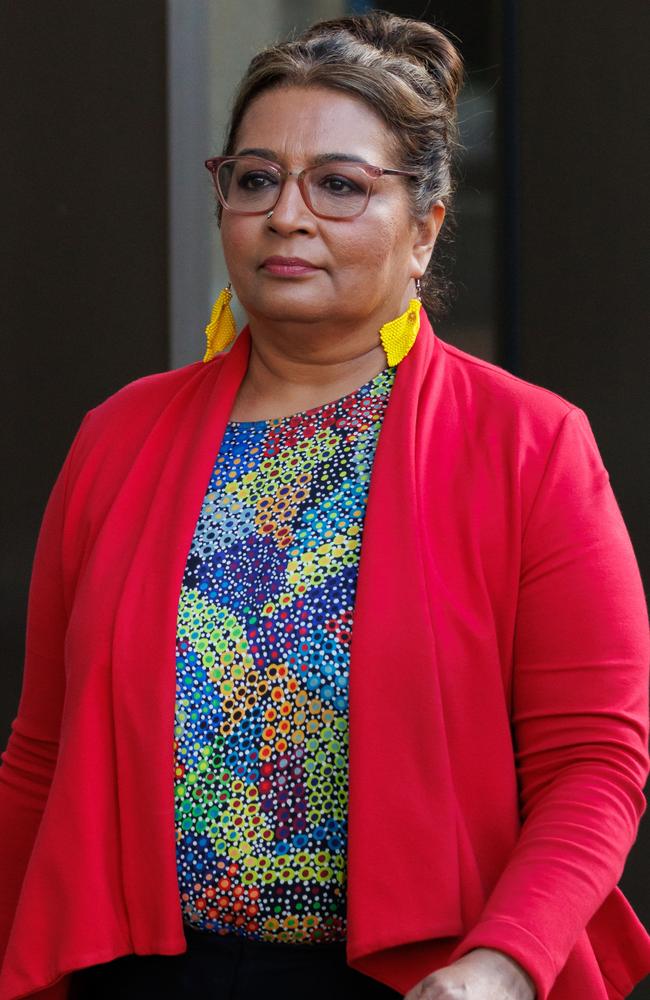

{"left": 228, "top": 333, "right": 390, "bottom": 423}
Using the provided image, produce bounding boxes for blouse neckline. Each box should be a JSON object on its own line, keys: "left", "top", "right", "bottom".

{"left": 226, "top": 364, "right": 396, "bottom": 427}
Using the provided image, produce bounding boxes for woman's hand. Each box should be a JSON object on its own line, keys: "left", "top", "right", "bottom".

{"left": 402, "top": 947, "right": 536, "bottom": 999}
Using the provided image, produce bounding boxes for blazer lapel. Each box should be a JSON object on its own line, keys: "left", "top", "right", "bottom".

{"left": 111, "top": 332, "right": 251, "bottom": 948}
{"left": 346, "top": 311, "right": 463, "bottom": 961}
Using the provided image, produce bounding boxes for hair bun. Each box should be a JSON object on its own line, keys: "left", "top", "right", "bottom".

{"left": 299, "top": 10, "right": 464, "bottom": 109}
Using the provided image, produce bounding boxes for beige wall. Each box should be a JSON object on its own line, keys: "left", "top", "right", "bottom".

{"left": 168, "top": 0, "right": 345, "bottom": 367}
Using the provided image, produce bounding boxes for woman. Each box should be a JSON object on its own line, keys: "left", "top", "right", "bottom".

{"left": 0, "top": 11, "right": 648, "bottom": 1000}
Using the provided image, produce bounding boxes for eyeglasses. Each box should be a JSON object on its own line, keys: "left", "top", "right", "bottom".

{"left": 204, "top": 154, "right": 418, "bottom": 221}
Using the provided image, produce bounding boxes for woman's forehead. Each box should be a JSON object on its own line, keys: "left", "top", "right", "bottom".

{"left": 234, "top": 85, "right": 397, "bottom": 164}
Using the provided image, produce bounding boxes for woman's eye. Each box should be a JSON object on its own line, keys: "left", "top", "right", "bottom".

{"left": 238, "top": 171, "right": 278, "bottom": 190}
{"left": 320, "top": 174, "right": 363, "bottom": 195}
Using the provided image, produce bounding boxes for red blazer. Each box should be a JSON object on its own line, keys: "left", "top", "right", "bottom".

{"left": 1, "top": 312, "right": 648, "bottom": 1000}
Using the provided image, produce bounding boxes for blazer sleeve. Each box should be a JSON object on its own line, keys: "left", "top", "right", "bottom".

{"left": 448, "top": 406, "right": 650, "bottom": 999}
{"left": 0, "top": 417, "right": 87, "bottom": 969}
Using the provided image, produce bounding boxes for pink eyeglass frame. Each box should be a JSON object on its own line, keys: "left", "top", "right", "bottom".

{"left": 204, "top": 154, "right": 419, "bottom": 221}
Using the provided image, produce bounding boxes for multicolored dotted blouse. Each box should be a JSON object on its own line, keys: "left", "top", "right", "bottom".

{"left": 174, "top": 363, "right": 397, "bottom": 943}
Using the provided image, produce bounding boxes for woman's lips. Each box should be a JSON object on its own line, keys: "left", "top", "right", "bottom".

{"left": 261, "top": 256, "right": 321, "bottom": 275}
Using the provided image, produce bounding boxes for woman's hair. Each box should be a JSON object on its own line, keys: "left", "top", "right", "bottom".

{"left": 221, "top": 10, "right": 465, "bottom": 318}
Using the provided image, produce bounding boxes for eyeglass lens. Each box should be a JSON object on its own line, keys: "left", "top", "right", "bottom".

{"left": 216, "top": 157, "right": 372, "bottom": 218}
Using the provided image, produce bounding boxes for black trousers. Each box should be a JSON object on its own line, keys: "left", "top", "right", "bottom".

{"left": 68, "top": 923, "right": 403, "bottom": 999}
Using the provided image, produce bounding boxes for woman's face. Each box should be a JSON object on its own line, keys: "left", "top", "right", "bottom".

{"left": 220, "top": 85, "right": 443, "bottom": 330}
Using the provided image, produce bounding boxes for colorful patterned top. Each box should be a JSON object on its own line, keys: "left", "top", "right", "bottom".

{"left": 174, "top": 363, "right": 398, "bottom": 943}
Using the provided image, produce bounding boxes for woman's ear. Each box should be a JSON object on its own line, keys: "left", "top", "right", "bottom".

{"left": 411, "top": 201, "right": 446, "bottom": 277}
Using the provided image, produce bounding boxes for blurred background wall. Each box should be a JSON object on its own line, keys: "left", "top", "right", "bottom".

{"left": 1, "top": 0, "right": 648, "bottom": 989}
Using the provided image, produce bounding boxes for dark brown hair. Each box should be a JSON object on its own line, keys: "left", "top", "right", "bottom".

{"left": 221, "top": 10, "right": 465, "bottom": 317}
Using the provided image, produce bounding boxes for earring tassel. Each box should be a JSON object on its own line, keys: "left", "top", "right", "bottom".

{"left": 379, "top": 298, "right": 421, "bottom": 366}
{"left": 203, "top": 284, "right": 237, "bottom": 362}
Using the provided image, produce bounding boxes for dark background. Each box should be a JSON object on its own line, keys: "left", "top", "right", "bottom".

{"left": 1, "top": 1, "right": 648, "bottom": 994}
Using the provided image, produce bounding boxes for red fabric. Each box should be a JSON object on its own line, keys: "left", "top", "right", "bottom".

{"left": 1, "top": 313, "right": 648, "bottom": 1000}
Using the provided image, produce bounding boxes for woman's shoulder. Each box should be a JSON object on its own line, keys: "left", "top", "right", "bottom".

{"left": 92, "top": 359, "right": 207, "bottom": 415}
{"left": 432, "top": 336, "right": 587, "bottom": 457}
{"left": 65, "top": 358, "right": 223, "bottom": 473}
{"left": 430, "top": 337, "right": 613, "bottom": 522}
{"left": 435, "top": 336, "right": 576, "bottom": 423}
{"left": 80, "top": 358, "right": 216, "bottom": 435}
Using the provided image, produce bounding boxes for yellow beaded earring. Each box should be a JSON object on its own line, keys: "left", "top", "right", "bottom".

{"left": 203, "top": 283, "right": 237, "bottom": 362}
{"left": 379, "top": 279, "right": 422, "bottom": 366}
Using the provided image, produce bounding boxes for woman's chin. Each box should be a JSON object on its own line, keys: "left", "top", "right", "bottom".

{"left": 244, "top": 290, "right": 340, "bottom": 326}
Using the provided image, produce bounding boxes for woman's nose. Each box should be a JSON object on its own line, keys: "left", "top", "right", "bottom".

{"left": 267, "top": 175, "right": 315, "bottom": 233}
